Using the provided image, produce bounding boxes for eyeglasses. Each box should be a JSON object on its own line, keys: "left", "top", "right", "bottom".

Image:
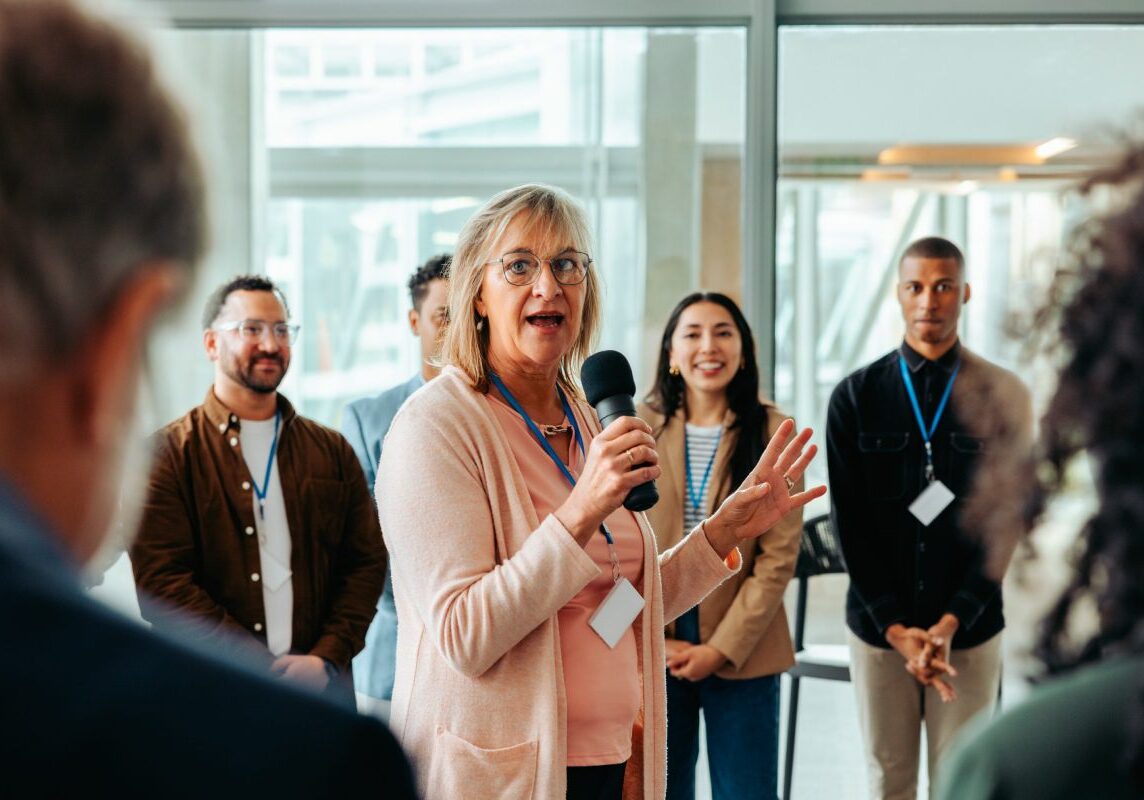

{"left": 487, "top": 250, "right": 592, "bottom": 287}
{"left": 214, "top": 319, "right": 300, "bottom": 345}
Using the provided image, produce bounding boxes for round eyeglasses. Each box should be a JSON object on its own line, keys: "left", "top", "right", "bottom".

{"left": 214, "top": 319, "right": 301, "bottom": 345}
{"left": 487, "top": 250, "right": 592, "bottom": 286}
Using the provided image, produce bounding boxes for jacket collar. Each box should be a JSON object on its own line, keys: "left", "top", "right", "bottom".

{"left": 202, "top": 388, "right": 298, "bottom": 435}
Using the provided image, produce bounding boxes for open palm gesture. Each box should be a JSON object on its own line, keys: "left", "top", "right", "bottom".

{"left": 703, "top": 419, "right": 826, "bottom": 558}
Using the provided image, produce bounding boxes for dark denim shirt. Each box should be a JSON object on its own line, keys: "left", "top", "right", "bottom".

{"left": 826, "top": 340, "right": 1022, "bottom": 649}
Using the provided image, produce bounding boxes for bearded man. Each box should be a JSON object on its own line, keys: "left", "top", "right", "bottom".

{"left": 130, "top": 275, "right": 386, "bottom": 707}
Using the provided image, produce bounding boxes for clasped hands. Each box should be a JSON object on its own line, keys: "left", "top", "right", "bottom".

{"left": 271, "top": 654, "right": 330, "bottom": 691}
{"left": 665, "top": 639, "right": 727, "bottom": 682}
{"left": 885, "top": 613, "right": 960, "bottom": 702}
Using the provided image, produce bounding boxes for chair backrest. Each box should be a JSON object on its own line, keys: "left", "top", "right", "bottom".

{"left": 791, "top": 514, "right": 846, "bottom": 650}
{"left": 795, "top": 514, "right": 846, "bottom": 579}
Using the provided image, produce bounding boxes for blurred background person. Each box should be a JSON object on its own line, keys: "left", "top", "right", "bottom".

{"left": 639, "top": 292, "right": 801, "bottom": 800}
{"left": 129, "top": 275, "right": 386, "bottom": 706}
{"left": 376, "top": 183, "right": 824, "bottom": 799}
{"left": 938, "top": 140, "right": 1144, "bottom": 800}
{"left": 826, "top": 236, "right": 1032, "bottom": 800}
{"left": 342, "top": 253, "right": 450, "bottom": 713}
{"left": 0, "top": 0, "right": 413, "bottom": 794}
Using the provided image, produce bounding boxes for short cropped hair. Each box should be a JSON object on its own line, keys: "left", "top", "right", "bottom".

{"left": 441, "top": 184, "right": 600, "bottom": 395}
{"left": 0, "top": 0, "right": 205, "bottom": 382}
{"left": 899, "top": 236, "right": 965, "bottom": 273}
{"left": 202, "top": 275, "right": 290, "bottom": 329}
{"left": 408, "top": 253, "right": 451, "bottom": 310}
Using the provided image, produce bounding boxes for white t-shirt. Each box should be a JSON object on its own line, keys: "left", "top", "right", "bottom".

{"left": 240, "top": 416, "right": 293, "bottom": 657}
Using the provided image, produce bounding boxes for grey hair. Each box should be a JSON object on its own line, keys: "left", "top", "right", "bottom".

{"left": 0, "top": 0, "right": 205, "bottom": 383}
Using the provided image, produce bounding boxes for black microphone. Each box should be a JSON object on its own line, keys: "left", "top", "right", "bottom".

{"left": 581, "top": 350, "right": 659, "bottom": 512}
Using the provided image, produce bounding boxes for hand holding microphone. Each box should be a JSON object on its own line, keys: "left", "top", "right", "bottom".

{"left": 553, "top": 350, "right": 661, "bottom": 546}
{"left": 582, "top": 350, "right": 660, "bottom": 512}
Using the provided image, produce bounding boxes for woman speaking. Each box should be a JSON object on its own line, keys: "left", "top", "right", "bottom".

{"left": 376, "top": 184, "right": 824, "bottom": 800}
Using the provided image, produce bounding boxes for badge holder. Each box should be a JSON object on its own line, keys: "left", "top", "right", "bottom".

{"left": 900, "top": 356, "right": 959, "bottom": 527}
{"left": 588, "top": 527, "right": 645, "bottom": 649}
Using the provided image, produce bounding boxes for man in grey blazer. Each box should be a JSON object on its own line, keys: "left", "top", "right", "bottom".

{"left": 342, "top": 253, "right": 450, "bottom": 708}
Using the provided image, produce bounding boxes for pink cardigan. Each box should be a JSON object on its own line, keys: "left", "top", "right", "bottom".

{"left": 377, "top": 367, "right": 739, "bottom": 799}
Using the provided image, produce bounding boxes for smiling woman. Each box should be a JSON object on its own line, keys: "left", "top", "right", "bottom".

{"left": 638, "top": 292, "right": 804, "bottom": 800}
{"left": 375, "top": 185, "right": 825, "bottom": 799}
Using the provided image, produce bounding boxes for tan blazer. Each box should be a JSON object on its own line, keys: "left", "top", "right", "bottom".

{"left": 378, "top": 367, "right": 741, "bottom": 800}
{"left": 638, "top": 401, "right": 801, "bottom": 679}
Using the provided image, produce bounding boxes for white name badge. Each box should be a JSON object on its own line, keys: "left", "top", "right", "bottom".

{"left": 908, "top": 480, "right": 955, "bottom": 526}
{"left": 589, "top": 577, "right": 645, "bottom": 649}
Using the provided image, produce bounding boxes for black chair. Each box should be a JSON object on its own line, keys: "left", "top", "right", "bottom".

{"left": 782, "top": 513, "right": 850, "bottom": 800}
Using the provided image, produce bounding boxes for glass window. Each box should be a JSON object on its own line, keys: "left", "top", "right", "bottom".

{"left": 775, "top": 25, "right": 1144, "bottom": 490}
{"left": 151, "top": 27, "right": 746, "bottom": 429}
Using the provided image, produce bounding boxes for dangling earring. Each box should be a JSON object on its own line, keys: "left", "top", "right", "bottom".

{"left": 476, "top": 316, "right": 485, "bottom": 332}
{"left": 739, "top": 361, "right": 746, "bottom": 372}
{"left": 669, "top": 364, "right": 680, "bottom": 377}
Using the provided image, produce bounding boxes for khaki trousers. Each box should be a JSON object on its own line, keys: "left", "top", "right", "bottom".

{"left": 848, "top": 630, "right": 1001, "bottom": 800}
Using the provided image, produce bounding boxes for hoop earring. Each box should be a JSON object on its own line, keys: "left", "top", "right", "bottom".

{"left": 669, "top": 364, "right": 680, "bottom": 377}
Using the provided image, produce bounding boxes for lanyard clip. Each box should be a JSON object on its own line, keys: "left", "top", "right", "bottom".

{"left": 924, "top": 441, "right": 935, "bottom": 483}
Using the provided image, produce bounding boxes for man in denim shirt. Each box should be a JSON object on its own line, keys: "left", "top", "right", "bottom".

{"left": 342, "top": 253, "right": 450, "bottom": 710}
{"left": 826, "top": 237, "right": 1032, "bottom": 800}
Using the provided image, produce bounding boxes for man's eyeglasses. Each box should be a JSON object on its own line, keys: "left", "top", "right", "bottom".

{"left": 487, "top": 250, "right": 592, "bottom": 287}
{"left": 214, "top": 319, "right": 301, "bottom": 345}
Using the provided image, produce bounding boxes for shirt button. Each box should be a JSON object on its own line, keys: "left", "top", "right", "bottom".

{"left": 254, "top": 623, "right": 263, "bottom": 632}
{"left": 229, "top": 437, "right": 239, "bottom": 447}
{"left": 918, "top": 581, "right": 925, "bottom": 590}
{"left": 241, "top": 481, "right": 251, "bottom": 491}
{"left": 244, "top": 526, "right": 254, "bottom": 536}
{"left": 251, "top": 573, "right": 260, "bottom": 582}
{"left": 919, "top": 542, "right": 926, "bottom": 552}
{"left": 218, "top": 422, "right": 227, "bottom": 433}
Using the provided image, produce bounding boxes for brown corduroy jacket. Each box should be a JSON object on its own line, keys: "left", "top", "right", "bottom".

{"left": 637, "top": 401, "right": 802, "bottom": 679}
{"left": 130, "top": 389, "right": 386, "bottom": 686}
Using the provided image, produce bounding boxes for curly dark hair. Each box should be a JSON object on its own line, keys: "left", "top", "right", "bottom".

{"left": 408, "top": 253, "right": 451, "bottom": 310}
{"left": 975, "top": 141, "right": 1144, "bottom": 783}
{"left": 644, "top": 292, "right": 769, "bottom": 488}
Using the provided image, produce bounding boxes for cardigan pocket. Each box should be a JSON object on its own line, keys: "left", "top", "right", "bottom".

{"left": 428, "top": 726, "right": 538, "bottom": 799}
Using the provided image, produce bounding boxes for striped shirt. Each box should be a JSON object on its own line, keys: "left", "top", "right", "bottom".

{"left": 682, "top": 423, "right": 723, "bottom": 539}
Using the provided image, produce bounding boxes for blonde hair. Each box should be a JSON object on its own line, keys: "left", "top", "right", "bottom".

{"left": 442, "top": 184, "right": 601, "bottom": 396}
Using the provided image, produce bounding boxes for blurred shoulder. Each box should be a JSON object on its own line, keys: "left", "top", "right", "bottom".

{"left": 939, "top": 654, "right": 1143, "bottom": 800}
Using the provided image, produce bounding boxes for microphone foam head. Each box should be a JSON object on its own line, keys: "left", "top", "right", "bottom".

{"left": 581, "top": 350, "right": 636, "bottom": 407}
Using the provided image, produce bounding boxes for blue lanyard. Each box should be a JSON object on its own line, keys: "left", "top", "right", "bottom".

{"left": 684, "top": 427, "right": 722, "bottom": 514}
{"left": 488, "top": 374, "right": 615, "bottom": 548}
{"left": 252, "top": 409, "right": 281, "bottom": 520}
{"left": 898, "top": 354, "right": 959, "bottom": 482}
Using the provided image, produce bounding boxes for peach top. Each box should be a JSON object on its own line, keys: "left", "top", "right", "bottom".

{"left": 486, "top": 393, "right": 645, "bottom": 766}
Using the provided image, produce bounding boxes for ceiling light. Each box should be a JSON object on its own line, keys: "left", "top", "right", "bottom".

{"left": 1034, "top": 138, "right": 1077, "bottom": 160}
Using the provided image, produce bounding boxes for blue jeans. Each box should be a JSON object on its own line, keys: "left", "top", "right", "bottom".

{"left": 665, "top": 670, "right": 780, "bottom": 800}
